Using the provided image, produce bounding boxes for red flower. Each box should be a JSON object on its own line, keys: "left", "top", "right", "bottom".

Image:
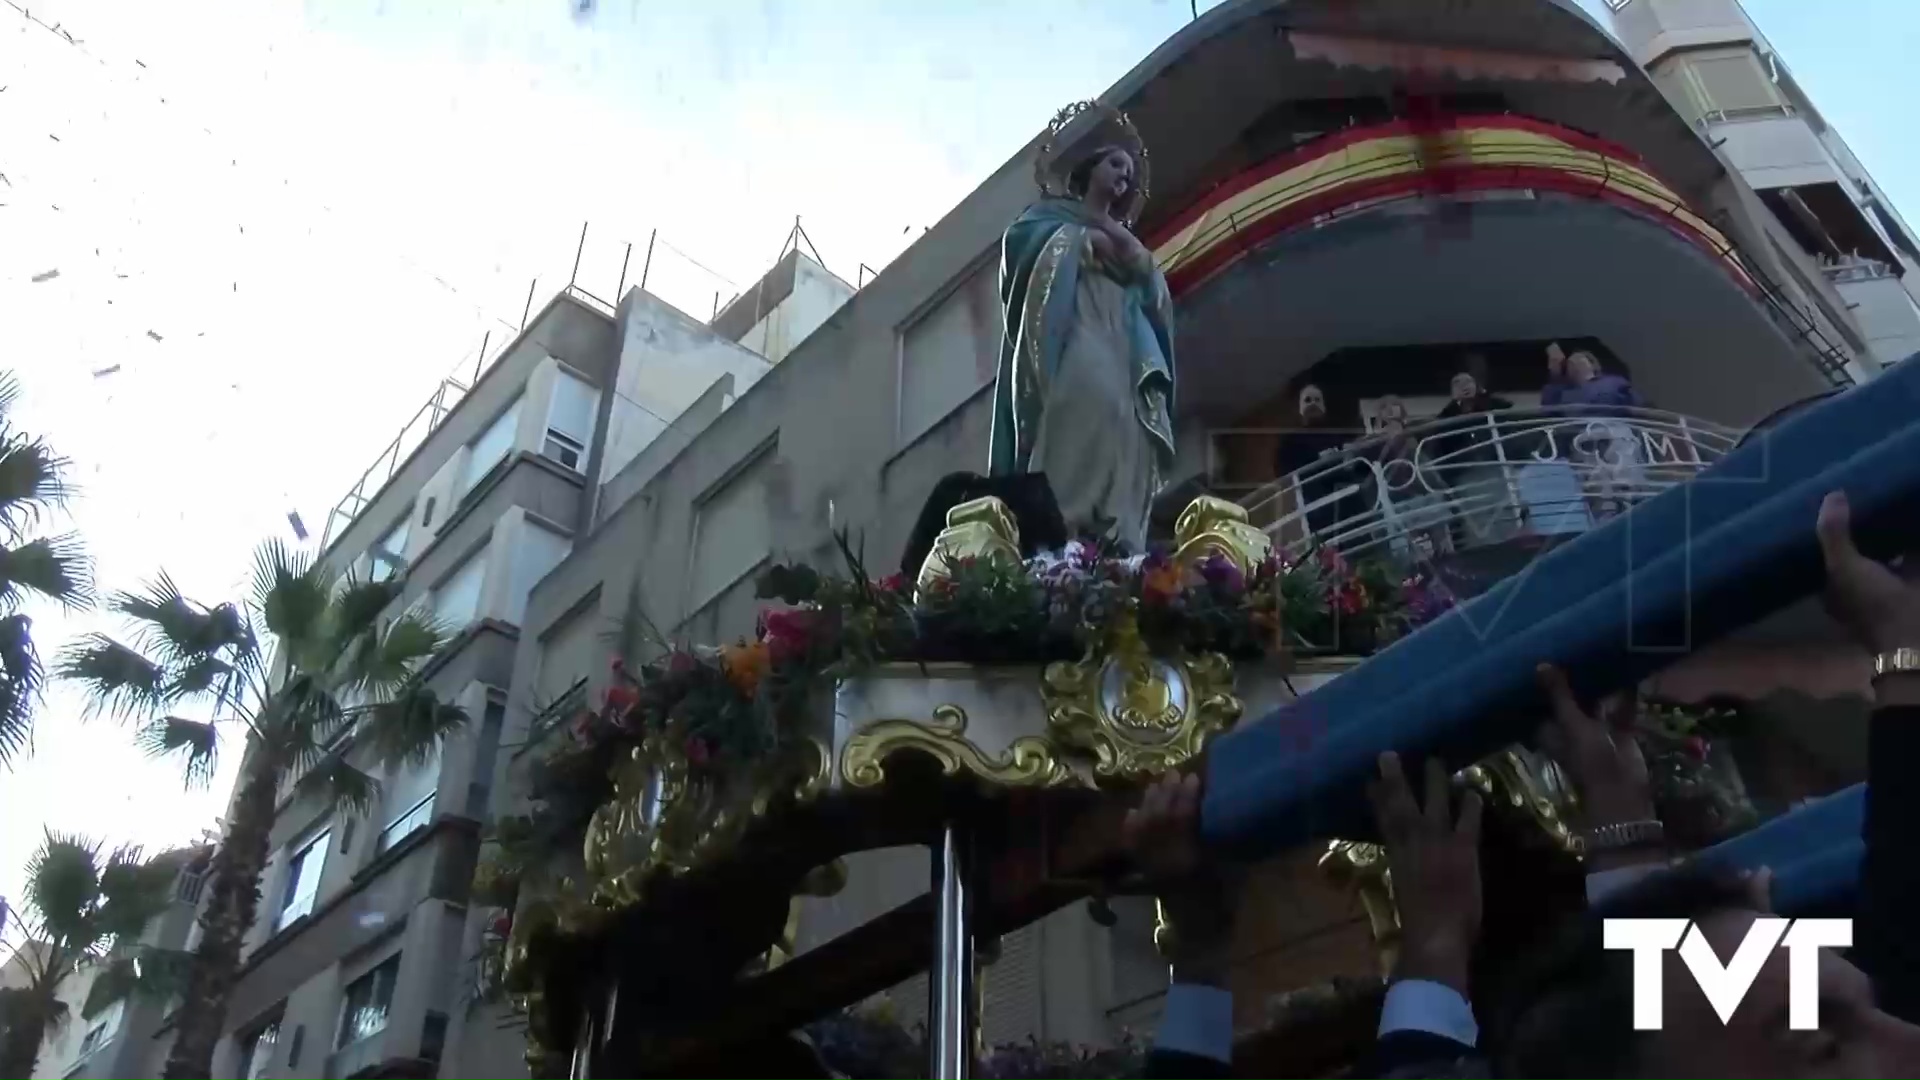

{"left": 686, "top": 736, "right": 712, "bottom": 767}
{"left": 610, "top": 656, "right": 626, "bottom": 673}
{"left": 1334, "top": 581, "right": 1368, "bottom": 617}
{"left": 665, "top": 649, "right": 698, "bottom": 676}
{"left": 1317, "top": 546, "right": 1349, "bottom": 576}
{"left": 1684, "top": 736, "right": 1709, "bottom": 761}
{"left": 603, "top": 683, "right": 639, "bottom": 714}
{"left": 489, "top": 912, "right": 512, "bottom": 938}
{"left": 877, "top": 572, "right": 907, "bottom": 594}
{"left": 762, "top": 606, "right": 818, "bottom": 663}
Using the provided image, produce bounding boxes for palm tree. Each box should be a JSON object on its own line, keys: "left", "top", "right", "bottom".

{"left": 0, "top": 373, "right": 92, "bottom": 766}
{"left": 0, "top": 834, "right": 186, "bottom": 1079}
{"left": 56, "top": 539, "right": 467, "bottom": 1079}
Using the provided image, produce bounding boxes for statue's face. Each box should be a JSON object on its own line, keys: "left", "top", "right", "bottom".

{"left": 1568, "top": 352, "right": 1599, "bottom": 383}
{"left": 1086, "top": 148, "right": 1135, "bottom": 204}
{"left": 1298, "top": 386, "right": 1326, "bottom": 421}
{"left": 1450, "top": 372, "right": 1479, "bottom": 401}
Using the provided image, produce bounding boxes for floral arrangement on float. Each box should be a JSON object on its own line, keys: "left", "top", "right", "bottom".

{"left": 473, "top": 496, "right": 1464, "bottom": 1067}
{"left": 489, "top": 533, "right": 1453, "bottom": 863}
{"left": 1634, "top": 698, "right": 1758, "bottom": 848}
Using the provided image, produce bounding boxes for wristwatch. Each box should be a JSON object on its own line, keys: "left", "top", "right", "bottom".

{"left": 1872, "top": 647, "right": 1920, "bottom": 681}
{"left": 1581, "top": 819, "right": 1665, "bottom": 855}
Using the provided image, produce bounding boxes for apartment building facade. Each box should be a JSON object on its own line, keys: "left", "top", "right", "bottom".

{"left": 128, "top": 252, "right": 853, "bottom": 1079}
{"left": 1608, "top": 0, "right": 1920, "bottom": 366}
{"left": 0, "top": 850, "right": 207, "bottom": 1080}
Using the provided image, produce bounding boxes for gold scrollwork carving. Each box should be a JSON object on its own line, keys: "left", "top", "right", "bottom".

{"left": 840, "top": 703, "right": 1077, "bottom": 789}
{"left": 1173, "top": 495, "right": 1272, "bottom": 579}
{"left": 1320, "top": 840, "right": 1399, "bottom": 976}
{"left": 582, "top": 735, "right": 719, "bottom": 905}
{"left": 915, "top": 496, "right": 1023, "bottom": 602}
{"left": 1041, "top": 631, "right": 1242, "bottom": 780}
{"left": 1460, "top": 746, "right": 1580, "bottom": 854}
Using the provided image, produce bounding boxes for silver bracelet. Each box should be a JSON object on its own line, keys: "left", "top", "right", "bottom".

{"left": 1582, "top": 819, "right": 1665, "bottom": 855}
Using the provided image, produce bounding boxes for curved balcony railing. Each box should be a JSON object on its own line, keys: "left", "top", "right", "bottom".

{"left": 1241, "top": 406, "right": 1744, "bottom": 566}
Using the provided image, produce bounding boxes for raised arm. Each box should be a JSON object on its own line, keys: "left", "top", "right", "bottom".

{"left": 1125, "top": 772, "right": 1239, "bottom": 1079}
{"left": 1816, "top": 491, "right": 1920, "bottom": 1021}
{"left": 1363, "top": 754, "right": 1488, "bottom": 1076}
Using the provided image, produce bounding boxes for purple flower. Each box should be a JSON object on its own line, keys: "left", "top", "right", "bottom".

{"left": 1198, "top": 552, "right": 1244, "bottom": 593}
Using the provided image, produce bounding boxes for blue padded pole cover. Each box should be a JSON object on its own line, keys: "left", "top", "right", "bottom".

{"left": 1691, "top": 785, "right": 1864, "bottom": 916}
{"left": 1204, "top": 380, "right": 1920, "bottom": 856}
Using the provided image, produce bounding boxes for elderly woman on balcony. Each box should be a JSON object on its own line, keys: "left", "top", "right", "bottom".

{"left": 1357, "top": 396, "right": 1453, "bottom": 563}
{"left": 1544, "top": 345, "right": 1647, "bottom": 519}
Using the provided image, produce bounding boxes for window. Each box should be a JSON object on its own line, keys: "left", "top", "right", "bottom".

{"left": 897, "top": 264, "right": 999, "bottom": 446}
{"left": 241, "top": 1021, "right": 280, "bottom": 1080}
{"left": 336, "top": 956, "right": 400, "bottom": 1048}
{"left": 76, "top": 1002, "right": 121, "bottom": 1057}
{"left": 688, "top": 449, "right": 774, "bottom": 611}
{"left": 1665, "top": 48, "right": 1790, "bottom": 122}
{"left": 376, "top": 753, "right": 439, "bottom": 853}
{"left": 507, "top": 521, "right": 572, "bottom": 626}
{"left": 432, "top": 548, "right": 488, "bottom": 629}
{"left": 543, "top": 368, "right": 599, "bottom": 472}
{"left": 275, "top": 829, "right": 329, "bottom": 930}
{"left": 376, "top": 793, "right": 434, "bottom": 852}
{"left": 368, "top": 515, "right": 410, "bottom": 582}
{"left": 463, "top": 399, "right": 522, "bottom": 496}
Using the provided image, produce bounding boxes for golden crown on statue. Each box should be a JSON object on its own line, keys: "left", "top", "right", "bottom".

{"left": 1033, "top": 100, "right": 1153, "bottom": 224}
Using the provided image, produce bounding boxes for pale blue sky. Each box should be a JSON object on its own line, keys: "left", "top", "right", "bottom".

{"left": 1, "top": 0, "right": 1913, "bottom": 906}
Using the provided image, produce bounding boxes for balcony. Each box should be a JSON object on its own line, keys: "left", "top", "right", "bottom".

{"left": 1240, "top": 405, "right": 1741, "bottom": 595}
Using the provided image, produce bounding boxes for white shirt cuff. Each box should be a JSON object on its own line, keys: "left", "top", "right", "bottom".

{"left": 1587, "top": 865, "right": 1661, "bottom": 904}
{"left": 1379, "top": 979, "right": 1479, "bottom": 1047}
{"left": 1155, "top": 983, "right": 1233, "bottom": 1064}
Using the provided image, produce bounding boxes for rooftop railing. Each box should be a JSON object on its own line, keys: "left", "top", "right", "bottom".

{"left": 1240, "top": 405, "right": 1743, "bottom": 566}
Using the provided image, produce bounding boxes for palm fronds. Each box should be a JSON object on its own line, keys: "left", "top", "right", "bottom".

{"left": 0, "top": 372, "right": 89, "bottom": 768}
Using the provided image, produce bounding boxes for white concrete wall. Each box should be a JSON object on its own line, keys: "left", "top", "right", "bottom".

{"left": 1838, "top": 276, "right": 1920, "bottom": 367}
{"left": 1609, "top": 0, "right": 1756, "bottom": 67}
{"left": 736, "top": 257, "right": 855, "bottom": 365}
{"left": 598, "top": 290, "right": 772, "bottom": 491}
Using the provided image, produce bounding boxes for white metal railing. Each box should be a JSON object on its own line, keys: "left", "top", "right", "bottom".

{"left": 1241, "top": 406, "right": 1742, "bottom": 565}
{"left": 1822, "top": 255, "right": 1899, "bottom": 284}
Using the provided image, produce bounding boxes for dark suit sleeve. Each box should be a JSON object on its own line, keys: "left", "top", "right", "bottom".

{"left": 1143, "top": 1047, "right": 1232, "bottom": 1079}
{"left": 1361, "top": 1029, "right": 1485, "bottom": 1078}
{"left": 1861, "top": 703, "right": 1920, "bottom": 1021}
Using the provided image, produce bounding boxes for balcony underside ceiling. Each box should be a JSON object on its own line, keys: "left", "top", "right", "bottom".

{"left": 1109, "top": 0, "right": 1728, "bottom": 240}
{"left": 1172, "top": 196, "right": 1831, "bottom": 427}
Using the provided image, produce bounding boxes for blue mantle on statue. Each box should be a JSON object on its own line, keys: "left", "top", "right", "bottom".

{"left": 1203, "top": 353, "right": 1920, "bottom": 857}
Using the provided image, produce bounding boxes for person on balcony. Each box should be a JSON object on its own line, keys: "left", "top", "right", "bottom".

{"left": 1433, "top": 369, "right": 1518, "bottom": 544}
{"left": 1543, "top": 346, "right": 1645, "bottom": 519}
{"left": 1356, "top": 396, "right": 1452, "bottom": 563}
{"left": 1274, "top": 383, "right": 1363, "bottom": 547}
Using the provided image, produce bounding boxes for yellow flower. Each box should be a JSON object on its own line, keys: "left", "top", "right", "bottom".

{"left": 720, "top": 640, "right": 770, "bottom": 699}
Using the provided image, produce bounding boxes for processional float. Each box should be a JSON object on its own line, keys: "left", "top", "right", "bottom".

{"left": 484, "top": 92, "right": 1919, "bottom": 1076}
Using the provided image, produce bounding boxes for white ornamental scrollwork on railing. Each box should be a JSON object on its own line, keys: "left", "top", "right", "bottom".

{"left": 1240, "top": 406, "right": 1743, "bottom": 564}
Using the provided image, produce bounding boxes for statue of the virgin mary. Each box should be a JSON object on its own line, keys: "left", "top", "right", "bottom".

{"left": 988, "top": 102, "right": 1177, "bottom": 553}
